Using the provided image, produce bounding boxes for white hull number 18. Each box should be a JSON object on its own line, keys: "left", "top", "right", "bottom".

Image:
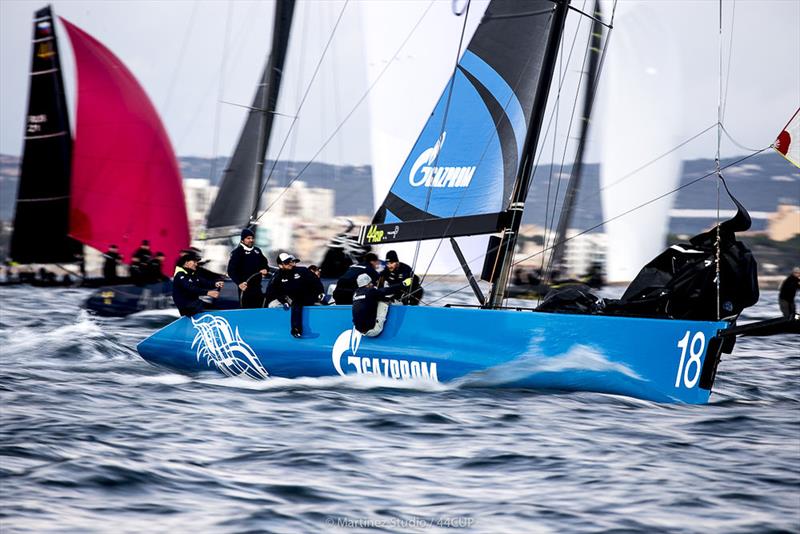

{"left": 675, "top": 330, "right": 705, "bottom": 388}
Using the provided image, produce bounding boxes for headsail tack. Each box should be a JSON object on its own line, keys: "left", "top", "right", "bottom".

{"left": 10, "top": 6, "right": 82, "bottom": 264}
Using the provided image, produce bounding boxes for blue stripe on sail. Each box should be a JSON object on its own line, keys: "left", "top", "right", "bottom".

{"left": 386, "top": 69, "right": 504, "bottom": 219}
{"left": 459, "top": 50, "right": 526, "bottom": 163}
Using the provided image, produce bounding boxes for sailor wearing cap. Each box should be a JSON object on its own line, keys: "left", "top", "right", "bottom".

{"left": 227, "top": 228, "right": 271, "bottom": 308}
{"left": 264, "top": 252, "right": 323, "bottom": 338}
{"left": 379, "top": 250, "right": 423, "bottom": 305}
{"left": 172, "top": 250, "right": 224, "bottom": 316}
{"left": 352, "top": 273, "right": 410, "bottom": 337}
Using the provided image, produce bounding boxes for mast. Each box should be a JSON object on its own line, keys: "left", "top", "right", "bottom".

{"left": 205, "top": 0, "right": 296, "bottom": 236}
{"left": 251, "top": 0, "right": 296, "bottom": 224}
{"left": 547, "top": 0, "right": 603, "bottom": 280}
{"left": 10, "top": 5, "right": 82, "bottom": 264}
{"left": 487, "top": 0, "right": 571, "bottom": 308}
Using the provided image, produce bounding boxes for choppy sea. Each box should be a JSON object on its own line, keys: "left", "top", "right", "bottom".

{"left": 1, "top": 284, "right": 798, "bottom": 533}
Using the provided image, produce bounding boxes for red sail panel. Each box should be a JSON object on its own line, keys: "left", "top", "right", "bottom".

{"left": 61, "top": 18, "right": 189, "bottom": 273}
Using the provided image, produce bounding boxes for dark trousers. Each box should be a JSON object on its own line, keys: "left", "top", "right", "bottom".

{"left": 179, "top": 300, "right": 205, "bottom": 317}
{"left": 290, "top": 296, "right": 317, "bottom": 333}
{"left": 779, "top": 299, "right": 796, "bottom": 318}
{"left": 239, "top": 289, "right": 264, "bottom": 309}
{"left": 332, "top": 287, "right": 354, "bottom": 304}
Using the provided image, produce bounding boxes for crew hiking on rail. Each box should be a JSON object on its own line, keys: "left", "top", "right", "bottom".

{"left": 352, "top": 273, "right": 411, "bottom": 337}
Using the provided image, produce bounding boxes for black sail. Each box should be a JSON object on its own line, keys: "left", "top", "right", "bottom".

{"left": 205, "top": 0, "right": 296, "bottom": 236}
{"left": 10, "top": 6, "right": 81, "bottom": 264}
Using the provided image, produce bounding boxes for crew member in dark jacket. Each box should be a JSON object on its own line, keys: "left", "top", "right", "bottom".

{"left": 352, "top": 273, "right": 409, "bottom": 336}
{"left": 378, "top": 250, "right": 423, "bottom": 305}
{"left": 146, "top": 252, "right": 168, "bottom": 283}
{"left": 103, "top": 245, "right": 121, "bottom": 282}
{"left": 227, "top": 228, "right": 270, "bottom": 308}
{"left": 333, "top": 253, "right": 380, "bottom": 304}
{"left": 265, "top": 253, "right": 322, "bottom": 337}
{"left": 778, "top": 267, "right": 800, "bottom": 318}
{"left": 173, "top": 251, "right": 224, "bottom": 316}
{"left": 130, "top": 239, "right": 152, "bottom": 285}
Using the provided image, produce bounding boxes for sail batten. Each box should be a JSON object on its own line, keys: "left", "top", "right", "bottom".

{"left": 10, "top": 6, "right": 82, "bottom": 265}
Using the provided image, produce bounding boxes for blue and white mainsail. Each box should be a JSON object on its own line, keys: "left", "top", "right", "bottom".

{"left": 362, "top": 0, "right": 560, "bottom": 257}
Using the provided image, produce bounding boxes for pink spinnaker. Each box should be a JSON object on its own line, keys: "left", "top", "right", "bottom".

{"left": 61, "top": 18, "right": 189, "bottom": 273}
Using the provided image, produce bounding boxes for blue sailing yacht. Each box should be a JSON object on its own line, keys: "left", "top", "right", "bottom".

{"left": 137, "top": 0, "right": 795, "bottom": 403}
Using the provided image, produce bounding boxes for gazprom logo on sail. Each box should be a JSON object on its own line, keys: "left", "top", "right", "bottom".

{"left": 408, "top": 132, "right": 475, "bottom": 188}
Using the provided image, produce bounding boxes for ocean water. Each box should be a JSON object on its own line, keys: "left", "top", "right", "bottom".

{"left": 0, "top": 285, "right": 798, "bottom": 533}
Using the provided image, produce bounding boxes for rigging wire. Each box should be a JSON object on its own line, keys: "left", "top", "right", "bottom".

{"left": 720, "top": 122, "right": 764, "bottom": 152}
{"left": 173, "top": 0, "right": 262, "bottom": 152}
{"left": 543, "top": 1, "right": 598, "bottom": 281}
{"left": 539, "top": 28, "right": 565, "bottom": 286}
{"left": 423, "top": 123, "right": 736, "bottom": 304}
{"left": 205, "top": 1, "right": 234, "bottom": 224}
{"left": 422, "top": 146, "right": 771, "bottom": 306}
{"left": 715, "top": 0, "right": 724, "bottom": 321}
{"left": 255, "top": 0, "right": 351, "bottom": 203}
{"left": 721, "top": 0, "right": 736, "bottom": 123}
{"left": 160, "top": 1, "right": 199, "bottom": 114}
{"left": 410, "top": 0, "right": 473, "bottom": 281}
{"left": 599, "top": 123, "right": 717, "bottom": 193}
{"left": 417, "top": 0, "right": 612, "bottom": 300}
{"left": 252, "top": 0, "right": 438, "bottom": 224}
{"left": 510, "top": 0, "right": 615, "bottom": 300}
{"left": 416, "top": 0, "right": 589, "bottom": 299}
{"left": 330, "top": 2, "right": 345, "bottom": 190}
{"left": 287, "top": 0, "right": 309, "bottom": 186}
{"left": 414, "top": 7, "right": 557, "bottom": 289}
{"left": 542, "top": 1, "right": 593, "bottom": 281}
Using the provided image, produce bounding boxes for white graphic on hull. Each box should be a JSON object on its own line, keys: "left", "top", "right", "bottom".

{"left": 191, "top": 315, "right": 269, "bottom": 379}
{"left": 331, "top": 328, "right": 439, "bottom": 381}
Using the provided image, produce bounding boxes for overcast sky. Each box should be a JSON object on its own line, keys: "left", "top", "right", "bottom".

{"left": 1, "top": 0, "right": 798, "bottom": 167}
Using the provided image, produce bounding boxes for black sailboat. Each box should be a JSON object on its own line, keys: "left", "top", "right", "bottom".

{"left": 9, "top": 6, "right": 81, "bottom": 275}
{"left": 7, "top": 6, "right": 193, "bottom": 294}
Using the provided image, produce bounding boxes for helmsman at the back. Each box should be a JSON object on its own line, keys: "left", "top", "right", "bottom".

{"left": 227, "top": 228, "right": 270, "bottom": 308}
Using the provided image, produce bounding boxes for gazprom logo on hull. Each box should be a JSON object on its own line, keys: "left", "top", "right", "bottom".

{"left": 332, "top": 329, "right": 439, "bottom": 382}
{"left": 408, "top": 132, "right": 475, "bottom": 189}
